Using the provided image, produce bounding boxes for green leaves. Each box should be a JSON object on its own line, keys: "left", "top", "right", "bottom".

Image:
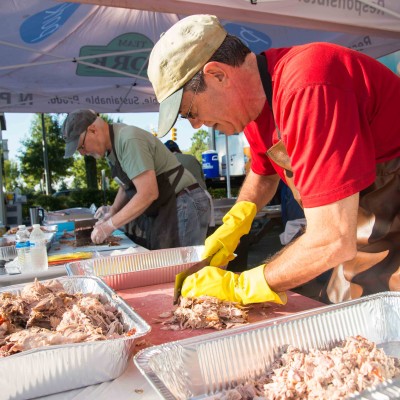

{"left": 18, "top": 114, "right": 73, "bottom": 190}
{"left": 188, "top": 128, "right": 209, "bottom": 162}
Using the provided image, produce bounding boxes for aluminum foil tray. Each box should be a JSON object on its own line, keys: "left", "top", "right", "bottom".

{"left": 134, "top": 292, "right": 400, "bottom": 400}
{"left": 66, "top": 245, "right": 205, "bottom": 290}
{"left": 0, "top": 276, "right": 151, "bottom": 400}
{"left": 1, "top": 231, "right": 56, "bottom": 259}
{"left": 0, "top": 244, "right": 17, "bottom": 261}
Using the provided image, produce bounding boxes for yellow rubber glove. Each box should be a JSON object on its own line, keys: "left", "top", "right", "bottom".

{"left": 203, "top": 201, "right": 257, "bottom": 267}
{"left": 181, "top": 265, "right": 287, "bottom": 305}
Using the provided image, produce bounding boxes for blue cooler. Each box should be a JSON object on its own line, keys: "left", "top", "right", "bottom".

{"left": 202, "top": 150, "right": 219, "bottom": 178}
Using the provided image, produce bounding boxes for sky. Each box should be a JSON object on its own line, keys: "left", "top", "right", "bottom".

{"left": 2, "top": 112, "right": 197, "bottom": 161}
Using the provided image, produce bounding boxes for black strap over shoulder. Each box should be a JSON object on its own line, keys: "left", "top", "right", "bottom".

{"left": 256, "top": 53, "right": 281, "bottom": 140}
{"left": 256, "top": 53, "right": 273, "bottom": 110}
{"left": 109, "top": 124, "right": 134, "bottom": 188}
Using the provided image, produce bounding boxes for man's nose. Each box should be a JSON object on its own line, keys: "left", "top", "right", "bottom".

{"left": 190, "top": 118, "right": 203, "bottom": 129}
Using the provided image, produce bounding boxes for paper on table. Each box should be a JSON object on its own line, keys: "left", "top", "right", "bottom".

{"left": 110, "top": 246, "right": 149, "bottom": 257}
{"left": 48, "top": 252, "right": 93, "bottom": 266}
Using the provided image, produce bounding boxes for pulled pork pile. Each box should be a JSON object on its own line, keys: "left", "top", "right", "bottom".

{"left": 218, "top": 335, "right": 400, "bottom": 400}
{"left": 0, "top": 279, "right": 132, "bottom": 357}
{"left": 159, "top": 296, "right": 248, "bottom": 330}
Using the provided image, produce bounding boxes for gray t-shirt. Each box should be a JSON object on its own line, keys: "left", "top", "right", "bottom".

{"left": 106, "top": 124, "right": 196, "bottom": 193}
{"left": 175, "top": 153, "right": 207, "bottom": 191}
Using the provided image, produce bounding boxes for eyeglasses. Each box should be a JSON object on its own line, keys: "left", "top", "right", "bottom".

{"left": 180, "top": 79, "right": 200, "bottom": 120}
{"left": 77, "top": 129, "right": 88, "bottom": 152}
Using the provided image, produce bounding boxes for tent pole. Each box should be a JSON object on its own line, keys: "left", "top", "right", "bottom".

{"left": 0, "top": 127, "right": 5, "bottom": 225}
{"left": 41, "top": 114, "right": 51, "bottom": 195}
{"left": 225, "top": 135, "right": 231, "bottom": 199}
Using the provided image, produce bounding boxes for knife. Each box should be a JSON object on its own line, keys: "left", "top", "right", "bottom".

{"left": 173, "top": 256, "right": 212, "bottom": 305}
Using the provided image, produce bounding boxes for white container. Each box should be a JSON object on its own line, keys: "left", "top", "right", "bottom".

{"left": 15, "top": 224, "right": 31, "bottom": 271}
{"left": 29, "top": 224, "right": 48, "bottom": 271}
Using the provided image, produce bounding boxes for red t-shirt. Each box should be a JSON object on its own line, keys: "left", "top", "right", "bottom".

{"left": 244, "top": 43, "right": 400, "bottom": 208}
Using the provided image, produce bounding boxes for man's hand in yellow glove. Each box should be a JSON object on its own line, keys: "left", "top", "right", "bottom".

{"left": 203, "top": 201, "right": 257, "bottom": 267}
{"left": 181, "top": 265, "right": 287, "bottom": 306}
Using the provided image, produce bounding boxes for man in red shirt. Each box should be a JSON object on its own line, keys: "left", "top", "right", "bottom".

{"left": 148, "top": 15, "right": 400, "bottom": 304}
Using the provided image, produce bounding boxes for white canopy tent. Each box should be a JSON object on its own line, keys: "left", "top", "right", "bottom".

{"left": 68, "top": 0, "right": 400, "bottom": 38}
{"left": 1, "top": 0, "right": 400, "bottom": 113}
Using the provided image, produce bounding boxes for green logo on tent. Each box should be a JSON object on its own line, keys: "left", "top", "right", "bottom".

{"left": 76, "top": 33, "right": 153, "bottom": 77}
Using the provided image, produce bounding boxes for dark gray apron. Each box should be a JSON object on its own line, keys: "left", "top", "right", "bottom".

{"left": 109, "top": 124, "right": 183, "bottom": 250}
{"left": 256, "top": 54, "right": 400, "bottom": 303}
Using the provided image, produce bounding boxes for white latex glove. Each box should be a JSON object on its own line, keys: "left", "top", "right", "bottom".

{"left": 94, "top": 205, "right": 113, "bottom": 220}
{"left": 91, "top": 218, "right": 117, "bottom": 244}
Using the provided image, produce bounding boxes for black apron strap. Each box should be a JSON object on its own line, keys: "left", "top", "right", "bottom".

{"left": 256, "top": 53, "right": 273, "bottom": 111}
{"left": 163, "top": 165, "right": 184, "bottom": 193}
{"left": 256, "top": 53, "right": 281, "bottom": 140}
{"left": 108, "top": 124, "right": 136, "bottom": 197}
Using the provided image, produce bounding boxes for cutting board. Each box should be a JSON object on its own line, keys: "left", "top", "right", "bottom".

{"left": 117, "top": 282, "right": 325, "bottom": 350}
{"left": 49, "top": 230, "right": 137, "bottom": 255}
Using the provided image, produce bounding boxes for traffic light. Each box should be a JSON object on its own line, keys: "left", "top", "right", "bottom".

{"left": 171, "top": 127, "right": 177, "bottom": 141}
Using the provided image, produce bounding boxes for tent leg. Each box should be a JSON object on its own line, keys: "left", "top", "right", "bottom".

{"left": 41, "top": 113, "right": 52, "bottom": 195}
{"left": 0, "top": 128, "right": 5, "bottom": 225}
{"left": 225, "top": 135, "right": 231, "bottom": 198}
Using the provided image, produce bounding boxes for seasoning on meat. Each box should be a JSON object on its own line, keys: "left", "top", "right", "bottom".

{"left": 217, "top": 335, "right": 400, "bottom": 400}
{"left": 158, "top": 296, "right": 249, "bottom": 331}
{"left": 0, "top": 279, "right": 134, "bottom": 357}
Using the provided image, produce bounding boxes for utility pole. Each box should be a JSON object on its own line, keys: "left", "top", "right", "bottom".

{"left": 0, "top": 114, "right": 6, "bottom": 224}
{"left": 41, "top": 113, "right": 52, "bottom": 194}
{"left": 225, "top": 134, "right": 232, "bottom": 198}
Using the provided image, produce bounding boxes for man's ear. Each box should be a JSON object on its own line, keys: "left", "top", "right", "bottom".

{"left": 85, "top": 124, "right": 95, "bottom": 137}
{"left": 203, "top": 61, "right": 227, "bottom": 83}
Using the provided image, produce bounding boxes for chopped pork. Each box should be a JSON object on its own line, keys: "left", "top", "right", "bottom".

{"left": 159, "top": 296, "right": 249, "bottom": 330}
{"left": 0, "top": 279, "right": 133, "bottom": 357}
{"left": 217, "top": 335, "right": 400, "bottom": 400}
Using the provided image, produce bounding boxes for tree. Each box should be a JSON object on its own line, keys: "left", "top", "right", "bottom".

{"left": 188, "top": 128, "right": 210, "bottom": 162}
{"left": 18, "top": 114, "right": 73, "bottom": 191}
{"left": 3, "top": 159, "right": 21, "bottom": 192}
{"left": 68, "top": 156, "right": 86, "bottom": 189}
{"left": 69, "top": 156, "right": 114, "bottom": 189}
{"left": 85, "top": 156, "right": 98, "bottom": 189}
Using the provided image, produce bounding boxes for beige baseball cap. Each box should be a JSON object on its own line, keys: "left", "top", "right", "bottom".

{"left": 148, "top": 15, "right": 227, "bottom": 137}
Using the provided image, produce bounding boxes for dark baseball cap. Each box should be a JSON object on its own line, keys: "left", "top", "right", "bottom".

{"left": 164, "top": 140, "right": 181, "bottom": 153}
{"left": 62, "top": 109, "right": 97, "bottom": 158}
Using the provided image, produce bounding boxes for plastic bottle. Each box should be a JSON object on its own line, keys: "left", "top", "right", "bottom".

{"left": 29, "top": 224, "right": 48, "bottom": 271}
{"left": 15, "top": 225, "right": 31, "bottom": 271}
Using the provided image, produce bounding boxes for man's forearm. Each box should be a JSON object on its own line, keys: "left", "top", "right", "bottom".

{"left": 111, "top": 170, "right": 160, "bottom": 229}
{"left": 111, "top": 192, "right": 155, "bottom": 228}
{"left": 237, "top": 171, "right": 280, "bottom": 210}
{"left": 264, "top": 194, "right": 359, "bottom": 292}
{"left": 111, "top": 187, "right": 129, "bottom": 213}
{"left": 264, "top": 233, "right": 340, "bottom": 292}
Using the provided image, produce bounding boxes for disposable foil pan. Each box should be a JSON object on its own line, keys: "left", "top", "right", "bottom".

{"left": 0, "top": 276, "right": 151, "bottom": 400}
{"left": 134, "top": 292, "right": 400, "bottom": 400}
{"left": 0, "top": 231, "right": 56, "bottom": 259}
{"left": 0, "top": 244, "right": 17, "bottom": 261}
{"left": 66, "top": 245, "right": 205, "bottom": 290}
